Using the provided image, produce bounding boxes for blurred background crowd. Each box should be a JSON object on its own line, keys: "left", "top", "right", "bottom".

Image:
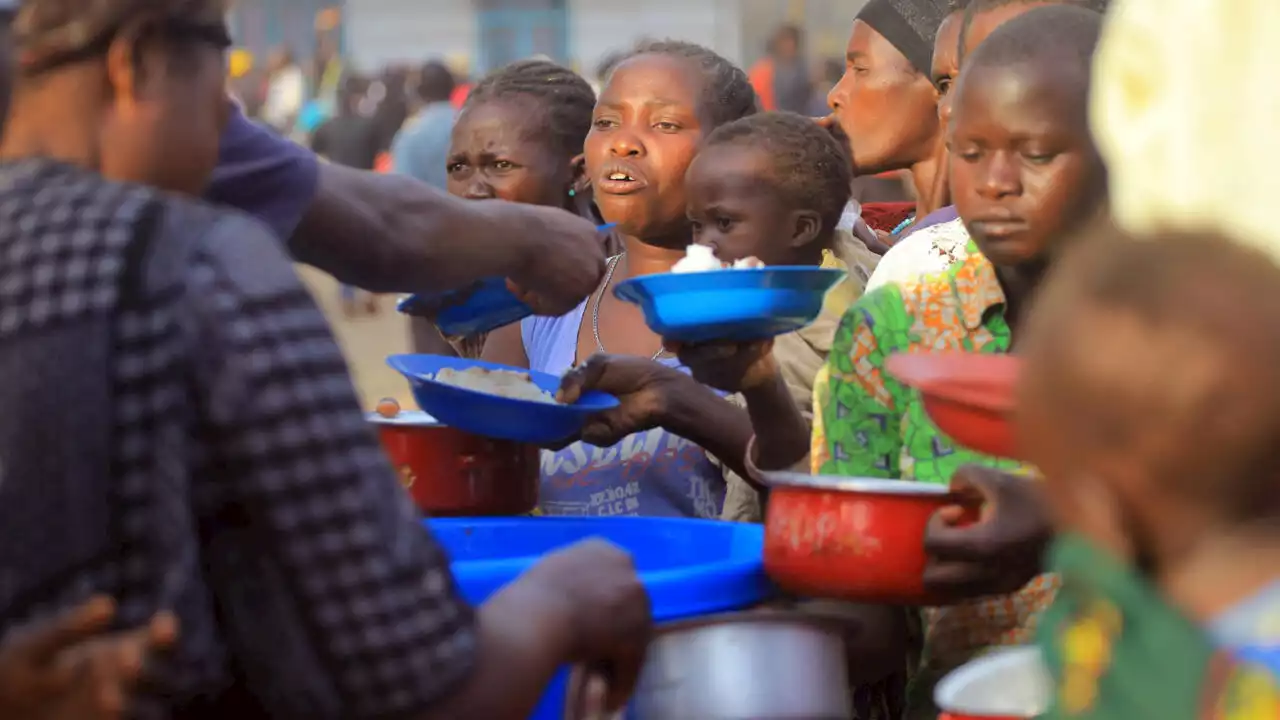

{"left": 230, "top": 0, "right": 866, "bottom": 160}
{"left": 229, "top": 0, "right": 903, "bottom": 408}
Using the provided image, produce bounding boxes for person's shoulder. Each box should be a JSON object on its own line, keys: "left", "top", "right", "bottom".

{"left": 153, "top": 194, "right": 295, "bottom": 292}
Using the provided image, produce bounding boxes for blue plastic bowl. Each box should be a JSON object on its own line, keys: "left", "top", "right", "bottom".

{"left": 386, "top": 354, "right": 619, "bottom": 443}
{"left": 614, "top": 266, "right": 847, "bottom": 342}
{"left": 396, "top": 223, "right": 616, "bottom": 337}
{"left": 398, "top": 277, "right": 532, "bottom": 337}
{"left": 427, "top": 517, "right": 771, "bottom": 720}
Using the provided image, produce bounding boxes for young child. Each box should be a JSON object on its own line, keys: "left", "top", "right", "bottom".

{"left": 671, "top": 110, "right": 906, "bottom": 717}
{"left": 677, "top": 111, "right": 879, "bottom": 516}
{"left": 409, "top": 59, "right": 610, "bottom": 358}
{"left": 1017, "top": 224, "right": 1280, "bottom": 717}
{"left": 813, "top": 7, "right": 1107, "bottom": 717}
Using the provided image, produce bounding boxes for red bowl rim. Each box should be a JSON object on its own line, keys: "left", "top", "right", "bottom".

{"left": 367, "top": 409, "right": 444, "bottom": 427}
{"left": 761, "top": 472, "right": 962, "bottom": 500}
{"left": 886, "top": 352, "right": 1019, "bottom": 413}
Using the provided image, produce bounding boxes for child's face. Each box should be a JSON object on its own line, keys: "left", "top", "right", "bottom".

{"left": 948, "top": 62, "right": 1103, "bottom": 269}
{"left": 932, "top": 10, "right": 965, "bottom": 127}
{"left": 447, "top": 98, "right": 576, "bottom": 209}
{"left": 585, "top": 53, "right": 707, "bottom": 242}
{"left": 827, "top": 20, "right": 939, "bottom": 174}
{"left": 685, "top": 144, "right": 819, "bottom": 267}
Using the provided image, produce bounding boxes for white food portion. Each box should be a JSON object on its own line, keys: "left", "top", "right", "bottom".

{"left": 435, "top": 366, "right": 558, "bottom": 404}
{"left": 671, "top": 244, "right": 765, "bottom": 273}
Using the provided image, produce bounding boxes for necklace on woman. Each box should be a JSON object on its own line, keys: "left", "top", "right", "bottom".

{"left": 592, "top": 254, "right": 666, "bottom": 361}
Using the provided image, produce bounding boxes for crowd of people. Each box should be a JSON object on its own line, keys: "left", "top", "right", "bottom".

{"left": 1, "top": 0, "right": 1279, "bottom": 718}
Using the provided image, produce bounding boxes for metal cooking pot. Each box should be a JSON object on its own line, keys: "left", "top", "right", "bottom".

{"left": 368, "top": 410, "right": 539, "bottom": 516}
{"left": 627, "top": 610, "right": 852, "bottom": 720}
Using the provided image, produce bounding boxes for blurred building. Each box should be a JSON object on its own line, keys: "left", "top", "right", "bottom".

{"left": 338, "top": 0, "right": 867, "bottom": 80}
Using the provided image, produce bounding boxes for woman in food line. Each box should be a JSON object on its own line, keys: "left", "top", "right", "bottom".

{"left": 481, "top": 40, "right": 760, "bottom": 519}
{"left": 408, "top": 59, "right": 620, "bottom": 358}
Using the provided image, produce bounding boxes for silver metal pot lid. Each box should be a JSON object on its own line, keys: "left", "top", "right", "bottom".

{"left": 365, "top": 409, "right": 443, "bottom": 427}
{"left": 761, "top": 471, "right": 953, "bottom": 496}
{"left": 655, "top": 607, "right": 861, "bottom": 635}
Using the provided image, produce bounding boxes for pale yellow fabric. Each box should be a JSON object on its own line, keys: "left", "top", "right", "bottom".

{"left": 1091, "top": 0, "right": 1280, "bottom": 259}
{"left": 719, "top": 230, "right": 879, "bottom": 522}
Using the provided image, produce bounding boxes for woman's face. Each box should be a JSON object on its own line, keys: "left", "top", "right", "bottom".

{"left": 827, "top": 20, "right": 939, "bottom": 174}
{"left": 932, "top": 11, "right": 965, "bottom": 128}
{"left": 948, "top": 62, "right": 1104, "bottom": 270}
{"left": 103, "top": 41, "right": 228, "bottom": 196}
{"left": 584, "top": 53, "right": 706, "bottom": 243}
{"left": 447, "top": 98, "right": 577, "bottom": 209}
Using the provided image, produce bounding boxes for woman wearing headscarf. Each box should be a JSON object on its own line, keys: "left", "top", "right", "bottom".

{"left": 827, "top": 0, "right": 952, "bottom": 242}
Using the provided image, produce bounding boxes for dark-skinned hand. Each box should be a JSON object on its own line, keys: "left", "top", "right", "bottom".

{"left": 0, "top": 597, "right": 179, "bottom": 720}
{"left": 554, "top": 354, "right": 691, "bottom": 448}
{"left": 923, "top": 465, "right": 1054, "bottom": 603}
{"left": 526, "top": 540, "right": 651, "bottom": 714}
{"left": 666, "top": 339, "right": 778, "bottom": 394}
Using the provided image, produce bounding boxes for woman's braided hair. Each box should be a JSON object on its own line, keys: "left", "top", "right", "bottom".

{"left": 463, "top": 59, "right": 596, "bottom": 160}
{"left": 621, "top": 39, "right": 759, "bottom": 128}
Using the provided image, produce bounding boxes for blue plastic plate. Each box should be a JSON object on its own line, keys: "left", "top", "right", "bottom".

{"left": 426, "top": 516, "right": 771, "bottom": 720}
{"left": 613, "top": 266, "right": 847, "bottom": 342}
{"left": 386, "top": 354, "right": 619, "bottom": 443}
{"left": 397, "top": 223, "right": 616, "bottom": 337}
{"left": 397, "top": 276, "right": 532, "bottom": 337}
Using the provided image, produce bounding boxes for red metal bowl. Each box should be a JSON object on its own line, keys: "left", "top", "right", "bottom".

{"left": 369, "top": 410, "right": 539, "bottom": 516}
{"left": 935, "top": 646, "right": 1048, "bottom": 719}
{"left": 761, "top": 473, "right": 979, "bottom": 605}
{"left": 885, "top": 352, "right": 1022, "bottom": 460}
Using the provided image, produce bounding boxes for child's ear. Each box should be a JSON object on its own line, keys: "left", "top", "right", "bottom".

{"left": 788, "top": 209, "right": 823, "bottom": 249}
{"left": 568, "top": 153, "right": 590, "bottom": 195}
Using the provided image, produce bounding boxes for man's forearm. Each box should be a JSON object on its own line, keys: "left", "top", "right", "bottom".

{"left": 289, "top": 163, "right": 526, "bottom": 293}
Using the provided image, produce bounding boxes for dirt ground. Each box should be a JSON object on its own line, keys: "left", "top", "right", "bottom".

{"left": 297, "top": 265, "right": 418, "bottom": 411}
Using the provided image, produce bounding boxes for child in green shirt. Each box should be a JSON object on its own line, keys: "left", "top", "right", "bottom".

{"left": 1017, "top": 223, "right": 1280, "bottom": 718}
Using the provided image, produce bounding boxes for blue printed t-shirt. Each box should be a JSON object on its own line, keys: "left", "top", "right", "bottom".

{"left": 206, "top": 104, "right": 319, "bottom": 240}
{"left": 521, "top": 302, "right": 726, "bottom": 519}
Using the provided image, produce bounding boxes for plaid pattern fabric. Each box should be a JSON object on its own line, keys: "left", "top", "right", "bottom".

{"left": 0, "top": 159, "right": 476, "bottom": 718}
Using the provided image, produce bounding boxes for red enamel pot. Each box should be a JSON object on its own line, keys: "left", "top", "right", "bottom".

{"left": 886, "top": 352, "right": 1022, "bottom": 460}
{"left": 761, "top": 473, "right": 979, "bottom": 605}
{"left": 368, "top": 410, "right": 539, "bottom": 516}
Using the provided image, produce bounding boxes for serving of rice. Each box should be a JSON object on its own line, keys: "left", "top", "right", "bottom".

{"left": 671, "top": 244, "right": 765, "bottom": 273}
{"left": 434, "top": 366, "right": 558, "bottom": 405}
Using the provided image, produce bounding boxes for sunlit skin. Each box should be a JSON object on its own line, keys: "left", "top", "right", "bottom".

{"left": 827, "top": 20, "right": 944, "bottom": 216}
{"left": 685, "top": 143, "right": 823, "bottom": 268}
{"left": 948, "top": 59, "right": 1105, "bottom": 329}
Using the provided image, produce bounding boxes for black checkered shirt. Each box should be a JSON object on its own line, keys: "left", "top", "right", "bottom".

{"left": 0, "top": 159, "right": 476, "bottom": 719}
